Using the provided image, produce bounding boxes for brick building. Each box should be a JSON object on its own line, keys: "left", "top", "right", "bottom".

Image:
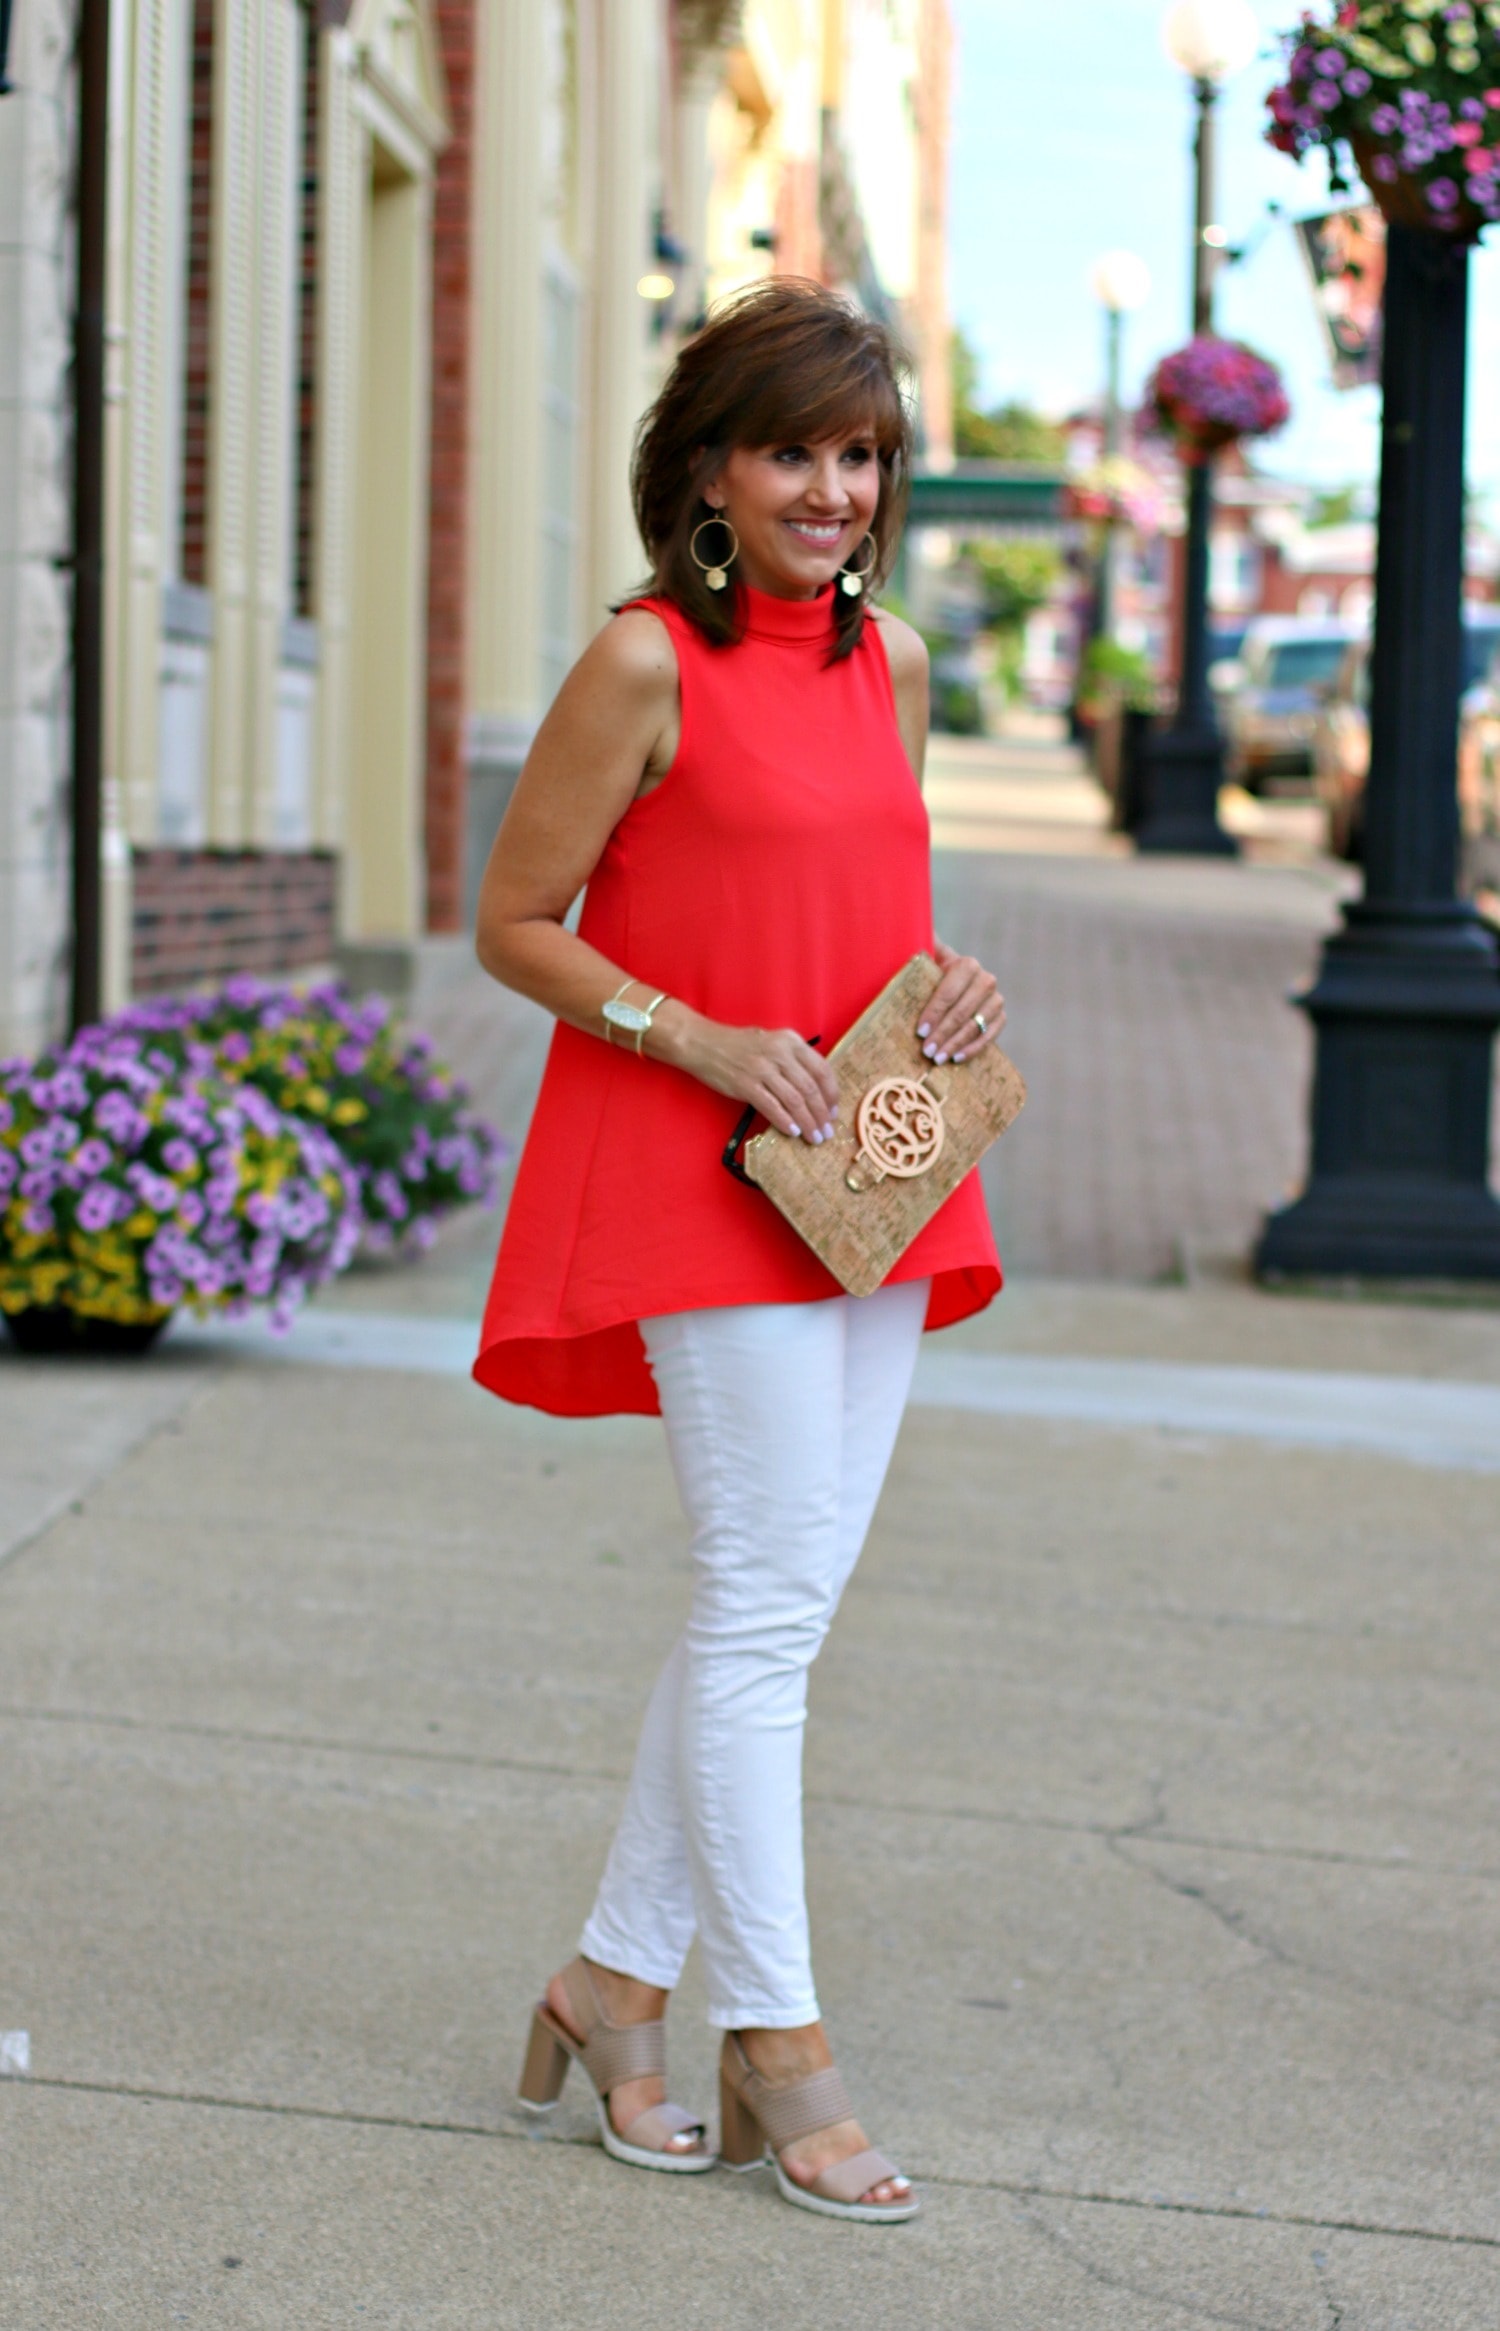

{"left": 0, "top": 0, "right": 954, "bottom": 1055}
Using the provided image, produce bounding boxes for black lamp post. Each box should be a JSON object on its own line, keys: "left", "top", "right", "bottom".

{"left": 1255, "top": 222, "right": 1500, "bottom": 1278}
{"left": 1137, "top": 0, "right": 1258, "bottom": 855}
{"left": 0, "top": 0, "right": 15, "bottom": 92}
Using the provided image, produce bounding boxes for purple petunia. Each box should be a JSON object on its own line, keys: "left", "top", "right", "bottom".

{"left": 1370, "top": 103, "right": 1401, "bottom": 135}
{"left": 1342, "top": 68, "right": 1372, "bottom": 98}
{"left": 75, "top": 1184, "right": 120, "bottom": 1233}
{"left": 1427, "top": 177, "right": 1462, "bottom": 210}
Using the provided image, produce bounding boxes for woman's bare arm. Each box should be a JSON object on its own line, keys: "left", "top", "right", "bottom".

{"left": 474, "top": 610, "right": 841, "bottom": 1143}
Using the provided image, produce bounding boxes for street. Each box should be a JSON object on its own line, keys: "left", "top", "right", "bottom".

{"left": 4, "top": 736, "right": 1500, "bottom": 2328}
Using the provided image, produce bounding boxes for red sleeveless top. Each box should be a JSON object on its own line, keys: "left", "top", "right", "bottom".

{"left": 474, "top": 583, "right": 1001, "bottom": 1416}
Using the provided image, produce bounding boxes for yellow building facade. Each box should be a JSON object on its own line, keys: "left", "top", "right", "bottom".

{"left": 0, "top": 0, "right": 952, "bottom": 1052}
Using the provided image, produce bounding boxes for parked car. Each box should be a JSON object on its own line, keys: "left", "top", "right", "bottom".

{"left": 1212, "top": 617, "right": 1364, "bottom": 791}
{"left": 1312, "top": 608, "right": 1500, "bottom": 864}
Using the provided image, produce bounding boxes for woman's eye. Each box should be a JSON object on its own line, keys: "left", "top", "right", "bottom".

{"left": 842, "top": 446, "right": 874, "bottom": 466}
{"left": 774, "top": 446, "right": 810, "bottom": 465}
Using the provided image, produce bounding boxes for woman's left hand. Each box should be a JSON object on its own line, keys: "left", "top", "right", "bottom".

{"left": 919, "top": 941, "right": 1006, "bottom": 1065}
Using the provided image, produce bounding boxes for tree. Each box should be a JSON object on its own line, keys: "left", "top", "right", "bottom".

{"left": 966, "top": 539, "right": 1060, "bottom": 631}
{"left": 951, "top": 330, "right": 1067, "bottom": 464}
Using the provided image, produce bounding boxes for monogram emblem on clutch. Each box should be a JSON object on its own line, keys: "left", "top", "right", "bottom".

{"left": 846, "top": 1075, "right": 946, "bottom": 1191}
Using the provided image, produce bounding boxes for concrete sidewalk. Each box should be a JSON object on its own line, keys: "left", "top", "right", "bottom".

{"left": 6, "top": 737, "right": 1500, "bottom": 2324}
{"left": 4, "top": 1265, "right": 1500, "bottom": 2328}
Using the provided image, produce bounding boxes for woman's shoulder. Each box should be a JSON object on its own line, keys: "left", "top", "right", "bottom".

{"left": 579, "top": 601, "right": 682, "bottom": 702}
{"left": 870, "top": 606, "right": 929, "bottom": 686}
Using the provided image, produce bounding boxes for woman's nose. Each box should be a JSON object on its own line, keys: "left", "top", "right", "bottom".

{"left": 803, "top": 456, "right": 848, "bottom": 510}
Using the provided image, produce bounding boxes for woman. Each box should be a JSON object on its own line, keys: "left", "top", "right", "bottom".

{"left": 474, "top": 280, "right": 1005, "bottom": 2222}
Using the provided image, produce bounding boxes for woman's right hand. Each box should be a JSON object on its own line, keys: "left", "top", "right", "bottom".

{"left": 660, "top": 1008, "right": 841, "bottom": 1145}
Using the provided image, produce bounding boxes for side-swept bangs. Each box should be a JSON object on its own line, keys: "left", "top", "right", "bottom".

{"left": 630, "top": 279, "right": 915, "bottom": 661}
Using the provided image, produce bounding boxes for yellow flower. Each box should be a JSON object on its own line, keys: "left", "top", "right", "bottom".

{"left": 125, "top": 1209, "right": 157, "bottom": 1238}
{"left": 1404, "top": 24, "right": 1436, "bottom": 61}
{"left": 302, "top": 1085, "right": 330, "bottom": 1115}
{"left": 331, "top": 1097, "right": 368, "bottom": 1125}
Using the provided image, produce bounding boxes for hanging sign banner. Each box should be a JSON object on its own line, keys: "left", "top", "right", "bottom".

{"left": 1294, "top": 206, "right": 1386, "bottom": 392}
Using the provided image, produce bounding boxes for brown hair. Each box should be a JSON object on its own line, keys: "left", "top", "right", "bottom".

{"left": 629, "top": 278, "right": 915, "bottom": 663}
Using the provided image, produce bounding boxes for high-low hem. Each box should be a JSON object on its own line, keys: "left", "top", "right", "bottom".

{"left": 473, "top": 1257, "right": 1001, "bottom": 1419}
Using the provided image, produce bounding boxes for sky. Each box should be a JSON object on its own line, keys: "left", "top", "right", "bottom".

{"left": 947, "top": 0, "right": 1500, "bottom": 514}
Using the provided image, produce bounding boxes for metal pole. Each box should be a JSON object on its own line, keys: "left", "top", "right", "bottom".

{"left": 70, "top": 0, "right": 110, "bottom": 1033}
{"left": 1256, "top": 222, "right": 1500, "bottom": 1278}
{"left": 1135, "top": 71, "right": 1235, "bottom": 854}
{"left": 0, "top": 0, "right": 16, "bottom": 93}
{"left": 1192, "top": 74, "right": 1216, "bottom": 332}
{"left": 1094, "top": 304, "right": 1122, "bottom": 644}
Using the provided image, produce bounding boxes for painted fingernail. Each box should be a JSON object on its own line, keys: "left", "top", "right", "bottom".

{"left": 822, "top": 1122, "right": 834, "bottom": 1140}
{"left": 922, "top": 1042, "right": 936, "bottom": 1060}
{"left": 788, "top": 1123, "right": 801, "bottom": 1138}
{"left": 917, "top": 1023, "right": 931, "bottom": 1038}
{"left": 952, "top": 1050, "right": 965, "bottom": 1063}
{"left": 934, "top": 1051, "right": 949, "bottom": 1065}
{"left": 811, "top": 1129, "right": 824, "bottom": 1144}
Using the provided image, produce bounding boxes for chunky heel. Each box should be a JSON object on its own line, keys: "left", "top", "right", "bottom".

{"left": 513, "top": 1963, "right": 715, "bottom": 2171}
{"left": 717, "top": 2061, "right": 768, "bottom": 2168}
{"left": 517, "top": 2008, "right": 570, "bottom": 2111}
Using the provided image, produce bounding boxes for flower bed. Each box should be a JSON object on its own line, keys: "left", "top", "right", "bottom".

{"left": 0, "top": 1031, "right": 360, "bottom": 1336}
{"left": 1267, "top": 3, "right": 1500, "bottom": 237}
{"left": 1, "top": 981, "right": 507, "bottom": 1348}
{"left": 1144, "top": 337, "right": 1291, "bottom": 463}
{"left": 108, "top": 978, "right": 508, "bottom": 1257}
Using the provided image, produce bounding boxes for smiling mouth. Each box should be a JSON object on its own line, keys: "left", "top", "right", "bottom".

{"left": 783, "top": 520, "right": 848, "bottom": 547}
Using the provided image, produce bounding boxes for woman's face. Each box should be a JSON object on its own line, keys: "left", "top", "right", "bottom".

{"left": 704, "top": 431, "right": 882, "bottom": 600}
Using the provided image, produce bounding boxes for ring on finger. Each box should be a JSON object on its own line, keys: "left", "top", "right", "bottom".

{"left": 973, "top": 1011, "right": 987, "bottom": 1036}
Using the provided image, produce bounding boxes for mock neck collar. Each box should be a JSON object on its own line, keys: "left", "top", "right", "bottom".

{"left": 738, "top": 580, "right": 839, "bottom": 645}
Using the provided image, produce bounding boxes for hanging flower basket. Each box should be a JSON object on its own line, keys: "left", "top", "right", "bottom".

{"left": 1063, "top": 456, "right": 1167, "bottom": 531}
{"left": 1144, "top": 337, "right": 1291, "bottom": 466}
{"left": 1267, "top": 4, "right": 1500, "bottom": 241}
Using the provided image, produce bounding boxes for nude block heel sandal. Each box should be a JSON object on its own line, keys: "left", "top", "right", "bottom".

{"left": 718, "top": 2034, "right": 920, "bottom": 2222}
{"left": 516, "top": 1958, "right": 715, "bottom": 2174}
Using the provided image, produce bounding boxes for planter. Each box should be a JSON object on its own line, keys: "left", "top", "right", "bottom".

{"left": 1351, "top": 134, "right": 1490, "bottom": 242}
{"left": 3, "top": 1305, "right": 171, "bottom": 1357}
{"left": 1159, "top": 417, "right": 1240, "bottom": 467}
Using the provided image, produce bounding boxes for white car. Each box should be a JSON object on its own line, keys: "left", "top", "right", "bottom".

{"left": 1212, "top": 617, "right": 1366, "bottom": 792}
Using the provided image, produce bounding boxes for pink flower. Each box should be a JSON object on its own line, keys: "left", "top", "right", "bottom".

{"left": 1453, "top": 121, "right": 1484, "bottom": 147}
{"left": 1463, "top": 146, "right": 1497, "bottom": 173}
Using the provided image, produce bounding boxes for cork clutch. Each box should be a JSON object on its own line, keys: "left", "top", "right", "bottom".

{"left": 726, "top": 953, "right": 1025, "bottom": 1299}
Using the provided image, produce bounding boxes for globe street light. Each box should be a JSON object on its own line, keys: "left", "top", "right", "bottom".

{"left": 1137, "top": 0, "right": 1259, "bottom": 854}
{"left": 1086, "top": 250, "right": 1151, "bottom": 643}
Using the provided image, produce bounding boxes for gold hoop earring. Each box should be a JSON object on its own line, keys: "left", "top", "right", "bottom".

{"left": 840, "top": 535, "right": 879, "bottom": 598}
{"left": 689, "top": 514, "right": 739, "bottom": 593}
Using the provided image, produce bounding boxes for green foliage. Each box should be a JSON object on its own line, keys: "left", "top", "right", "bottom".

{"left": 1307, "top": 485, "right": 1360, "bottom": 530}
{"left": 965, "top": 539, "right": 1061, "bottom": 631}
{"left": 951, "top": 331, "right": 1068, "bottom": 463}
{"left": 1079, "top": 637, "right": 1157, "bottom": 714}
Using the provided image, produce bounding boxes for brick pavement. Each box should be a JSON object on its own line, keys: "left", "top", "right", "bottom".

{"left": 425, "top": 731, "right": 1495, "bottom": 1286}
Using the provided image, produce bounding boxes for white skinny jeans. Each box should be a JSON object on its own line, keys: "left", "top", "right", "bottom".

{"left": 579, "top": 1279, "right": 929, "bottom": 2030}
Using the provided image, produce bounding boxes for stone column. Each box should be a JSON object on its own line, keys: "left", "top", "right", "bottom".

{"left": 465, "top": 0, "right": 546, "bottom": 903}
{"left": 0, "top": 0, "right": 77, "bottom": 1054}
{"left": 585, "top": 0, "right": 655, "bottom": 625}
